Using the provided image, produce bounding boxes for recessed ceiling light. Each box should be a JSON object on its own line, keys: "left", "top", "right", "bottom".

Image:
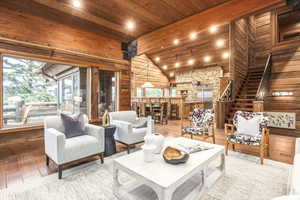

{"left": 216, "top": 39, "right": 225, "bottom": 47}
{"left": 203, "top": 56, "right": 211, "bottom": 62}
{"left": 189, "top": 32, "right": 197, "bottom": 40}
{"left": 155, "top": 57, "right": 160, "bottom": 62}
{"left": 72, "top": 0, "right": 81, "bottom": 8}
{"left": 222, "top": 51, "right": 230, "bottom": 59}
{"left": 162, "top": 65, "right": 168, "bottom": 70}
{"left": 210, "top": 25, "right": 218, "bottom": 33}
{"left": 173, "top": 39, "right": 180, "bottom": 45}
{"left": 170, "top": 72, "right": 174, "bottom": 77}
{"left": 126, "top": 20, "right": 135, "bottom": 31}
{"left": 187, "top": 59, "right": 195, "bottom": 65}
{"left": 175, "top": 62, "right": 181, "bottom": 68}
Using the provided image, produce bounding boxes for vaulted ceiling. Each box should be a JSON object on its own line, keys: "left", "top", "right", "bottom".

{"left": 0, "top": 0, "right": 231, "bottom": 41}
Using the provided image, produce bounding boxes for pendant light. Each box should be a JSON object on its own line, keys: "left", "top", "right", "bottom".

{"left": 142, "top": 60, "right": 154, "bottom": 88}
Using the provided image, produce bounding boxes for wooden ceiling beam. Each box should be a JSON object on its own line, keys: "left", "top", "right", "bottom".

{"left": 137, "top": 0, "right": 286, "bottom": 55}
{"left": 32, "top": 0, "right": 131, "bottom": 38}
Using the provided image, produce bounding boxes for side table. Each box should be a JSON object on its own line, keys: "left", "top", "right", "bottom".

{"left": 103, "top": 125, "right": 117, "bottom": 156}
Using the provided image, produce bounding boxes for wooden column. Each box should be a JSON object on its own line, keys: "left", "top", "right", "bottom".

{"left": 91, "top": 68, "right": 99, "bottom": 120}
{"left": 253, "top": 101, "right": 264, "bottom": 112}
{"left": 214, "top": 101, "right": 231, "bottom": 129}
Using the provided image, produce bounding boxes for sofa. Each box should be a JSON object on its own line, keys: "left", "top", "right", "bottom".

{"left": 44, "top": 114, "right": 105, "bottom": 179}
{"left": 109, "top": 111, "right": 147, "bottom": 153}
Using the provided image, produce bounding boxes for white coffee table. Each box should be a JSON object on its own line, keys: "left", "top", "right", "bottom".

{"left": 113, "top": 137, "right": 225, "bottom": 200}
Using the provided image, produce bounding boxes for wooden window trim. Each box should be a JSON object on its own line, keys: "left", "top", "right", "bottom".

{"left": 272, "top": 6, "right": 300, "bottom": 48}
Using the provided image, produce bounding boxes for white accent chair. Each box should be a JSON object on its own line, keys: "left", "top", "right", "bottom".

{"left": 109, "top": 111, "right": 147, "bottom": 153}
{"left": 44, "top": 114, "right": 105, "bottom": 179}
{"left": 290, "top": 138, "right": 300, "bottom": 195}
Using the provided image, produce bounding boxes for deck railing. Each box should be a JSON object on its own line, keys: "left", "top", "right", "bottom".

{"left": 256, "top": 54, "right": 272, "bottom": 101}
{"left": 219, "top": 80, "right": 233, "bottom": 102}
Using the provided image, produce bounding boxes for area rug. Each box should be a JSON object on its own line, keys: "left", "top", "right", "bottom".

{"left": 0, "top": 151, "right": 291, "bottom": 200}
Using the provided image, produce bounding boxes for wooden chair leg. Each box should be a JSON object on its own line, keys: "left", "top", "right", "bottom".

{"left": 46, "top": 155, "right": 49, "bottom": 166}
{"left": 127, "top": 145, "right": 130, "bottom": 154}
{"left": 260, "top": 146, "right": 264, "bottom": 165}
{"left": 225, "top": 141, "right": 229, "bottom": 155}
{"left": 232, "top": 144, "right": 236, "bottom": 151}
{"left": 99, "top": 153, "right": 104, "bottom": 164}
{"left": 212, "top": 135, "right": 216, "bottom": 144}
{"left": 58, "top": 165, "right": 63, "bottom": 179}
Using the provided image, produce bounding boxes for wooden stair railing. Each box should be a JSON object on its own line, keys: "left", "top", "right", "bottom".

{"left": 214, "top": 80, "right": 233, "bottom": 128}
{"left": 219, "top": 80, "right": 233, "bottom": 102}
{"left": 256, "top": 54, "right": 272, "bottom": 101}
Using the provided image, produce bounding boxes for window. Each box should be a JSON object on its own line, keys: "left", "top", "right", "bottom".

{"left": 171, "top": 89, "right": 177, "bottom": 97}
{"left": 3, "top": 56, "right": 88, "bottom": 128}
{"left": 164, "top": 88, "right": 170, "bottom": 97}
{"left": 145, "top": 88, "right": 163, "bottom": 97}
{"left": 136, "top": 88, "right": 142, "bottom": 97}
{"left": 278, "top": 8, "right": 300, "bottom": 42}
{"left": 99, "top": 70, "right": 117, "bottom": 117}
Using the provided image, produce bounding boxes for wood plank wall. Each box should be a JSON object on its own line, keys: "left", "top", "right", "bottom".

{"left": 230, "top": 17, "right": 255, "bottom": 96}
{"left": 148, "top": 25, "right": 230, "bottom": 78}
{"left": 254, "top": 9, "right": 300, "bottom": 137}
{"left": 0, "top": 7, "right": 130, "bottom": 144}
{"left": 131, "top": 54, "right": 169, "bottom": 96}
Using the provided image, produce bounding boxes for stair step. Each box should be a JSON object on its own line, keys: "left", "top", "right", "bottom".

{"left": 233, "top": 103, "right": 253, "bottom": 106}
{"left": 230, "top": 107, "right": 253, "bottom": 111}
{"left": 235, "top": 98, "right": 254, "bottom": 102}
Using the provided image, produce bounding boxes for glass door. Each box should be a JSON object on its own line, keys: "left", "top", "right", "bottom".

{"left": 99, "top": 70, "right": 117, "bottom": 117}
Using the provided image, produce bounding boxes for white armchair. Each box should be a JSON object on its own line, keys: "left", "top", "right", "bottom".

{"left": 44, "top": 115, "right": 105, "bottom": 179}
{"left": 109, "top": 111, "right": 147, "bottom": 153}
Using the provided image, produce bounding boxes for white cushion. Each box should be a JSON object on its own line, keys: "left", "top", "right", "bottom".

{"left": 237, "top": 115, "right": 260, "bottom": 136}
{"left": 272, "top": 196, "right": 300, "bottom": 200}
{"left": 291, "top": 154, "right": 300, "bottom": 195}
{"left": 109, "top": 111, "right": 137, "bottom": 123}
{"left": 63, "top": 135, "right": 100, "bottom": 164}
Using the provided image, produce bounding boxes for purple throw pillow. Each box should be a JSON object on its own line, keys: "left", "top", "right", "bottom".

{"left": 60, "top": 113, "right": 86, "bottom": 138}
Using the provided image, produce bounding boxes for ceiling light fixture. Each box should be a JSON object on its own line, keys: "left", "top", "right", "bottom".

{"left": 72, "top": 0, "right": 81, "bottom": 8}
{"left": 187, "top": 59, "right": 195, "bottom": 65}
{"left": 126, "top": 20, "right": 135, "bottom": 31}
{"left": 216, "top": 39, "right": 225, "bottom": 47}
{"left": 210, "top": 25, "right": 218, "bottom": 33}
{"left": 189, "top": 32, "right": 197, "bottom": 40}
{"left": 173, "top": 39, "right": 180, "bottom": 45}
{"left": 175, "top": 62, "right": 181, "bottom": 68}
{"left": 204, "top": 56, "right": 211, "bottom": 62}
{"left": 222, "top": 51, "right": 230, "bottom": 59}
{"left": 141, "top": 61, "right": 154, "bottom": 88}
{"left": 155, "top": 57, "right": 160, "bottom": 62}
{"left": 162, "top": 65, "right": 168, "bottom": 70}
{"left": 170, "top": 72, "right": 174, "bottom": 77}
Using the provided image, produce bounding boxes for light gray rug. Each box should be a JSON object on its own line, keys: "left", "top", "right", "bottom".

{"left": 0, "top": 151, "right": 291, "bottom": 200}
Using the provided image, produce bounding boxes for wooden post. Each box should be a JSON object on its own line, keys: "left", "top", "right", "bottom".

{"left": 214, "top": 101, "right": 227, "bottom": 129}
{"left": 253, "top": 101, "right": 264, "bottom": 112}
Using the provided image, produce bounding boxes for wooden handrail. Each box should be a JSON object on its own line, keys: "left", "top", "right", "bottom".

{"left": 219, "top": 80, "right": 233, "bottom": 102}
{"left": 256, "top": 54, "right": 272, "bottom": 101}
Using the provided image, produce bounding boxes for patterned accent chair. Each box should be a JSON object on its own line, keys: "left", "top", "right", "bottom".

{"left": 225, "top": 111, "right": 269, "bottom": 164}
{"left": 181, "top": 108, "right": 215, "bottom": 144}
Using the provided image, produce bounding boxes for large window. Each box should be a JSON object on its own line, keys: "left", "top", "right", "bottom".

{"left": 145, "top": 88, "right": 163, "bottom": 97}
{"left": 3, "top": 56, "right": 87, "bottom": 128}
{"left": 136, "top": 88, "right": 142, "bottom": 97}
{"left": 99, "top": 70, "right": 117, "bottom": 117}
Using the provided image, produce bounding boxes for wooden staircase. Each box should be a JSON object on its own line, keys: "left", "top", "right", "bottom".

{"left": 225, "top": 67, "right": 265, "bottom": 124}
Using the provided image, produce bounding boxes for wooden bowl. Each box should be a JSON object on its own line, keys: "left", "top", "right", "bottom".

{"left": 163, "top": 147, "right": 189, "bottom": 165}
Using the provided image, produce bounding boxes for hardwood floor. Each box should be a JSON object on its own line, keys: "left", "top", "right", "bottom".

{"left": 0, "top": 120, "right": 294, "bottom": 189}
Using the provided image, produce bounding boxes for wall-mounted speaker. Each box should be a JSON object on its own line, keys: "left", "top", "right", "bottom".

{"left": 122, "top": 40, "right": 137, "bottom": 60}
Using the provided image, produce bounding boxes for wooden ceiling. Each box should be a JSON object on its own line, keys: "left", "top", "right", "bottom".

{"left": 0, "top": 0, "right": 231, "bottom": 41}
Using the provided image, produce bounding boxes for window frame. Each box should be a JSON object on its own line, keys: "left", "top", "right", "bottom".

{"left": 272, "top": 6, "right": 300, "bottom": 47}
